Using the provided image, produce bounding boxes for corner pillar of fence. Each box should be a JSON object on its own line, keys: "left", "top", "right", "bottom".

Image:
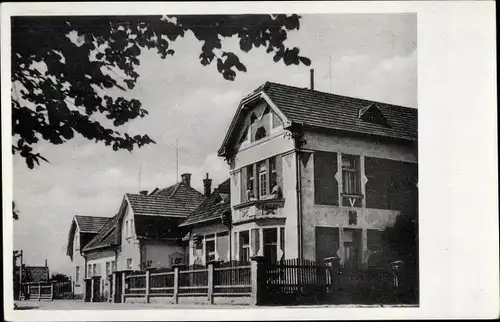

{"left": 250, "top": 255, "right": 266, "bottom": 306}
{"left": 50, "top": 283, "right": 54, "bottom": 301}
{"left": 207, "top": 260, "right": 221, "bottom": 305}
{"left": 324, "top": 256, "right": 341, "bottom": 293}
{"left": 171, "top": 264, "right": 182, "bottom": 304}
{"left": 145, "top": 269, "right": 151, "bottom": 303}
{"left": 121, "top": 270, "right": 130, "bottom": 304}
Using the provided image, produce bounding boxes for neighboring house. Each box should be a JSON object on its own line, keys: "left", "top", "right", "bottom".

{"left": 179, "top": 176, "right": 232, "bottom": 266}
{"left": 66, "top": 215, "right": 111, "bottom": 297}
{"left": 79, "top": 173, "right": 205, "bottom": 300}
{"left": 217, "top": 81, "right": 418, "bottom": 268}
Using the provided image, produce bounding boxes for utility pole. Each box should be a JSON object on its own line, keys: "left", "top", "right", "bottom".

{"left": 18, "top": 250, "right": 23, "bottom": 300}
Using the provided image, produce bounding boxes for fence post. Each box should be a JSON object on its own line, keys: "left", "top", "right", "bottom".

{"left": 172, "top": 266, "right": 180, "bottom": 304}
{"left": 207, "top": 262, "right": 214, "bottom": 304}
{"left": 250, "top": 255, "right": 265, "bottom": 306}
{"left": 50, "top": 283, "right": 54, "bottom": 301}
{"left": 121, "top": 271, "right": 126, "bottom": 304}
{"left": 38, "top": 284, "right": 41, "bottom": 301}
{"left": 145, "top": 269, "right": 150, "bottom": 303}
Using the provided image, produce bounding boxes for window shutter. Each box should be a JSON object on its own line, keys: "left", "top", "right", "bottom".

{"left": 275, "top": 154, "right": 283, "bottom": 193}
{"left": 240, "top": 167, "right": 248, "bottom": 203}
{"left": 251, "top": 229, "right": 260, "bottom": 257}
{"left": 314, "top": 151, "right": 339, "bottom": 205}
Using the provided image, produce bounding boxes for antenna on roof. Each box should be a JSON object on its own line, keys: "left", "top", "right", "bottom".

{"left": 329, "top": 55, "right": 332, "bottom": 93}
{"left": 176, "top": 138, "right": 179, "bottom": 183}
{"left": 139, "top": 162, "right": 142, "bottom": 192}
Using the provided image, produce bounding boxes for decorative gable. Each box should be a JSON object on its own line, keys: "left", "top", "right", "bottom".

{"left": 358, "top": 103, "right": 390, "bottom": 128}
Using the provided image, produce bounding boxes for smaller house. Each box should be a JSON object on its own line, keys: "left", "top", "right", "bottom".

{"left": 179, "top": 176, "right": 232, "bottom": 266}
{"left": 66, "top": 215, "right": 111, "bottom": 298}
{"left": 79, "top": 173, "right": 205, "bottom": 301}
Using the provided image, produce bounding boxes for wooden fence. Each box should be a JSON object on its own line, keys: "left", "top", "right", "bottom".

{"left": 116, "top": 257, "right": 407, "bottom": 306}
{"left": 122, "top": 261, "right": 252, "bottom": 304}
{"left": 21, "top": 281, "right": 74, "bottom": 301}
{"left": 261, "top": 258, "right": 330, "bottom": 305}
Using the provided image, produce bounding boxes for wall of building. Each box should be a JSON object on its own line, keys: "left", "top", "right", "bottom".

{"left": 298, "top": 130, "right": 417, "bottom": 266}
{"left": 71, "top": 226, "right": 86, "bottom": 296}
{"left": 188, "top": 223, "right": 230, "bottom": 266}
{"left": 120, "top": 204, "right": 141, "bottom": 271}
{"left": 141, "top": 240, "right": 185, "bottom": 268}
{"left": 86, "top": 249, "right": 117, "bottom": 300}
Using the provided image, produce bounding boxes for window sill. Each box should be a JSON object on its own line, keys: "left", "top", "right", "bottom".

{"left": 341, "top": 193, "right": 364, "bottom": 199}
{"left": 233, "top": 198, "right": 285, "bottom": 210}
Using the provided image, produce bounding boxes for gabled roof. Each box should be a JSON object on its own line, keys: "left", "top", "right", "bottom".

{"left": 179, "top": 179, "right": 231, "bottom": 227}
{"left": 126, "top": 191, "right": 204, "bottom": 217}
{"left": 66, "top": 215, "right": 110, "bottom": 259}
{"left": 74, "top": 215, "right": 110, "bottom": 233}
{"left": 218, "top": 82, "right": 417, "bottom": 156}
{"left": 82, "top": 215, "right": 118, "bottom": 252}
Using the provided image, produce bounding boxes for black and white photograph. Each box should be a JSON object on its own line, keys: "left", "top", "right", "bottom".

{"left": 2, "top": 1, "right": 498, "bottom": 321}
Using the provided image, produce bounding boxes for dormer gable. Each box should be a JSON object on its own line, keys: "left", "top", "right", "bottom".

{"left": 218, "top": 86, "right": 290, "bottom": 158}
{"left": 358, "top": 103, "right": 390, "bottom": 128}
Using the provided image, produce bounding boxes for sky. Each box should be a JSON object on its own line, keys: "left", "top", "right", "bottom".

{"left": 13, "top": 13, "right": 417, "bottom": 275}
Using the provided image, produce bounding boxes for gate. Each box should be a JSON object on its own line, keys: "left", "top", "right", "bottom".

{"left": 261, "top": 259, "right": 330, "bottom": 305}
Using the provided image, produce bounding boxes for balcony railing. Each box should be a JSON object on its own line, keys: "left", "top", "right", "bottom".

{"left": 233, "top": 198, "right": 285, "bottom": 224}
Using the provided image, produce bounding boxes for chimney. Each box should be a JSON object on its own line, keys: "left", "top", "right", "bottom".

{"left": 203, "top": 173, "right": 212, "bottom": 197}
{"left": 181, "top": 173, "right": 191, "bottom": 187}
{"left": 45, "top": 258, "right": 47, "bottom": 267}
{"left": 139, "top": 190, "right": 148, "bottom": 196}
{"left": 310, "top": 69, "right": 315, "bottom": 91}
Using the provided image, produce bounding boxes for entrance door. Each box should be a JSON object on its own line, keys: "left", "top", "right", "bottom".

{"left": 343, "top": 229, "right": 362, "bottom": 269}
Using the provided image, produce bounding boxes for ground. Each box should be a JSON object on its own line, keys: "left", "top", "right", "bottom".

{"left": 14, "top": 300, "right": 414, "bottom": 310}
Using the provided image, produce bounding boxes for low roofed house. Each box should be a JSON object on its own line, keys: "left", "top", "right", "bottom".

{"left": 180, "top": 176, "right": 232, "bottom": 266}
{"left": 79, "top": 173, "right": 205, "bottom": 302}
{"left": 66, "top": 215, "right": 111, "bottom": 298}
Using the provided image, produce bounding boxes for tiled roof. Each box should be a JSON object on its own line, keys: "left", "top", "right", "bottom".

{"left": 74, "top": 215, "right": 110, "bottom": 233}
{"left": 218, "top": 82, "right": 417, "bottom": 156}
{"left": 82, "top": 216, "right": 118, "bottom": 252}
{"left": 264, "top": 82, "right": 417, "bottom": 141}
{"left": 134, "top": 215, "right": 185, "bottom": 240}
{"left": 126, "top": 183, "right": 205, "bottom": 217}
{"left": 23, "top": 266, "right": 49, "bottom": 283}
{"left": 180, "top": 179, "right": 231, "bottom": 227}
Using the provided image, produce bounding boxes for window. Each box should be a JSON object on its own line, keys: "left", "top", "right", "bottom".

{"left": 127, "top": 258, "right": 132, "bottom": 270}
{"left": 255, "top": 126, "right": 267, "bottom": 141}
{"left": 88, "top": 264, "right": 92, "bottom": 277}
{"left": 239, "top": 231, "right": 250, "bottom": 263}
{"left": 75, "top": 266, "right": 80, "bottom": 282}
{"left": 342, "top": 154, "right": 361, "bottom": 195}
{"left": 263, "top": 228, "right": 278, "bottom": 262}
{"left": 92, "top": 264, "right": 97, "bottom": 276}
{"left": 246, "top": 165, "right": 255, "bottom": 200}
{"left": 111, "top": 261, "right": 116, "bottom": 272}
{"left": 242, "top": 156, "right": 282, "bottom": 202}
{"left": 205, "top": 234, "right": 216, "bottom": 263}
{"left": 258, "top": 161, "right": 267, "bottom": 198}
{"left": 106, "top": 262, "right": 110, "bottom": 276}
{"left": 75, "top": 233, "right": 79, "bottom": 251}
{"left": 130, "top": 218, "right": 134, "bottom": 237}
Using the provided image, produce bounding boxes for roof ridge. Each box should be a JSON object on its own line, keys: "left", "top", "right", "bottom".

{"left": 264, "top": 81, "right": 417, "bottom": 111}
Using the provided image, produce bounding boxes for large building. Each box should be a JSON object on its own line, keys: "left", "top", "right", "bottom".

{"left": 215, "top": 81, "right": 418, "bottom": 268}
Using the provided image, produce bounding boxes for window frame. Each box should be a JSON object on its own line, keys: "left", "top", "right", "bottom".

{"left": 126, "top": 258, "right": 132, "bottom": 270}
{"left": 75, "top": 266, "right": 80, "bottom": 282}
{"left": 239, "top": 231, "right": 250, "bottom": 262}
{"left": 341, "top": 154, "right": 362, "bottom": 196}
{"left": 205, "top": 234, "right": 216, "bottom": 263}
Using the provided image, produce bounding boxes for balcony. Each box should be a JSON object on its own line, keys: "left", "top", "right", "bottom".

{"left": 232, "top": 198, "right": 286, "bottom": 224}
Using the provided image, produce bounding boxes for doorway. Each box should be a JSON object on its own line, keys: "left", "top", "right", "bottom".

{"left": 343, "top": 228, "right": 362, "bottom": 269}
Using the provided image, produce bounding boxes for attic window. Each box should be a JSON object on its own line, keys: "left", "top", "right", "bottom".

{"left": 255, "top": 126, "right": 267, "bottom": 141}
{"left": 358, "top": 103, "right": 390, "bottom": 127}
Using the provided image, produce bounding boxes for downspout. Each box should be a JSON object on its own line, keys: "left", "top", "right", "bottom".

{"left": 296, "top": 151, "right": 303, "bottom": 261}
